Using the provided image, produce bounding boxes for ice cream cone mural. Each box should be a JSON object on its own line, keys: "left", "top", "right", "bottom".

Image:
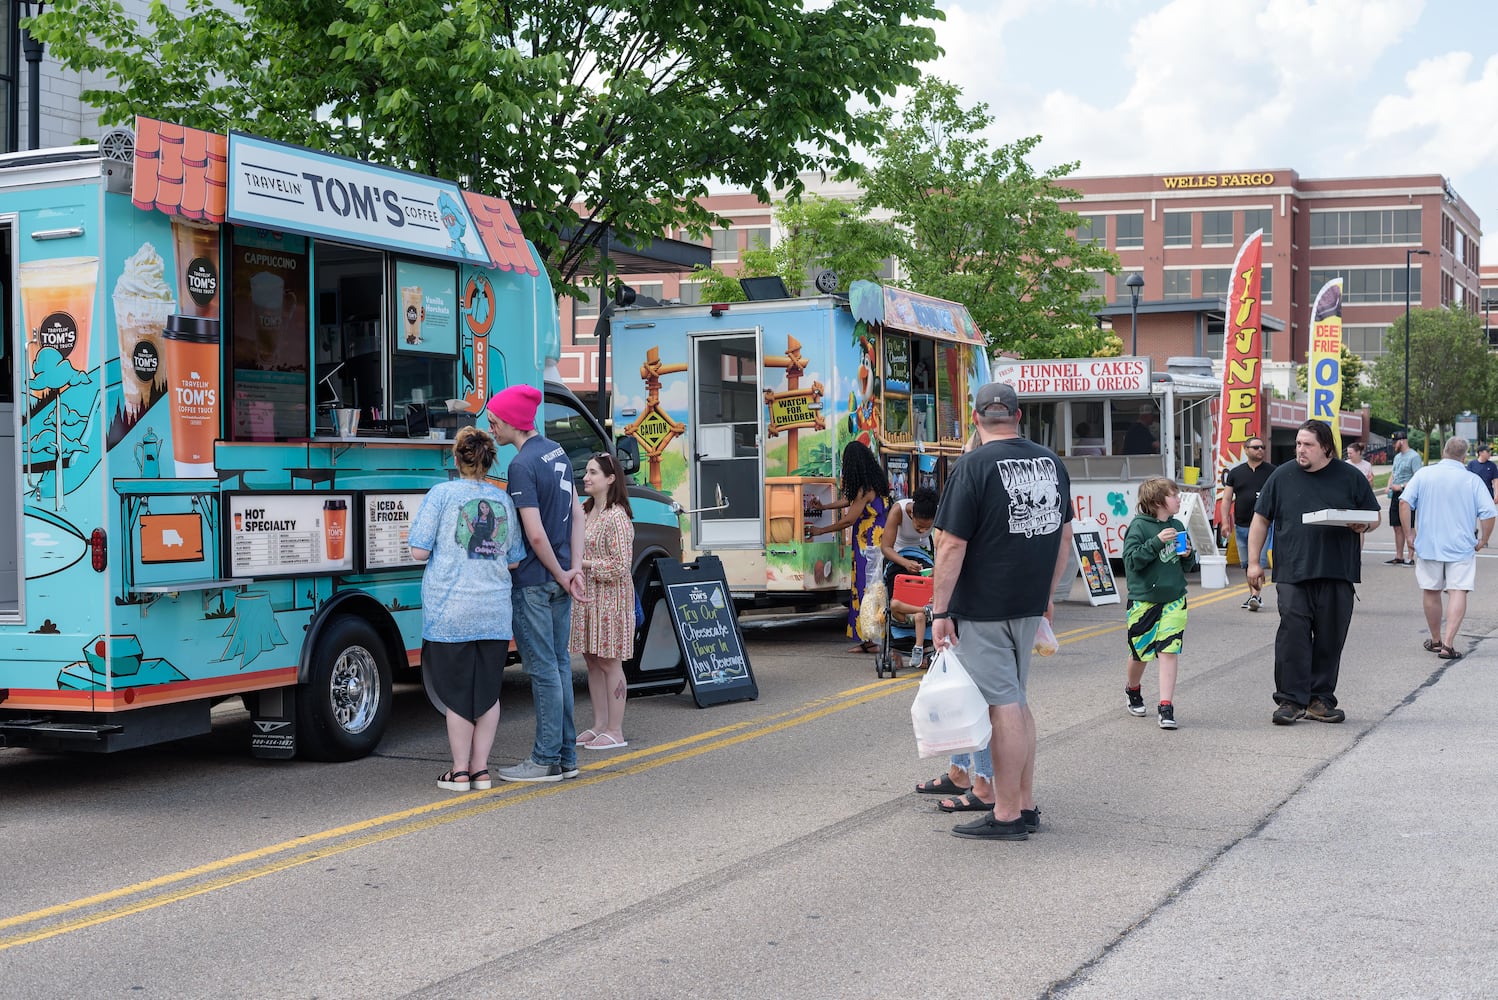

{"left": 763, "top": 335, "right": 824, "bottom": 472}
{"left": 624, "top": 345, "right": 687, "bottom": 490}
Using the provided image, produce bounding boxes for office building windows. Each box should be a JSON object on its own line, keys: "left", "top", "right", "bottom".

{"left": 1343, "top": 325, "right": 1388, "bottom": 359}
{"left": 1084, "top": 270, "right": 1107, "bottom": 301}
{"left": 1309, "top": 267, "right": 1420, "bottom": 304}
{"left": 1116, "top": 213, "right": 1144, "bottom": 249}
{"left": 712, "top": 229, "right": 737, "bottom": 262}
{"left": 1116, "top": 270, "right": 1142, "bottom": 301}
{"left": 1244, "top": 209, "right": 1272, "bottom": 245}
{"left": 1201, "top": 267, "right": 1232, "bottom": 296}
{"left": 1201, "top": 211, "right": 1234, "bottom": 246}
{"left": 678, "top": 281, "right": 704, "bottom": 305}
{"left": 744, "top": 227, "right": 771, "bottom": 252}
{"left": 1309, "top": 209, "right": 1422, "bottom": 246}
{"left": 1075, "top": 214, "right": 1105, "bottom": 245}
{"left": 1162, "top": 270, "right": 1193, "bottom": 299}
{"left": 1164, "top": 213, "right": 1192, "bottom": 247}
{"left": 1261, "top": 264, "right": 1273, "bottom": 304}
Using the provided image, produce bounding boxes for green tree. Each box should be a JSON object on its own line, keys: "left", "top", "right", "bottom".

{"left": 856, "top": 78, "right": 1119, "bottom": 359}
{"left": 1293, "top": 343, "right": 1372, "bottom": 411}
{"left": 31, "top": 0, "right": 941, "bottom": 294}
{"left": 735, "top": 196, "right": 903, "bottom": 294}
{"left": 1369, "top": 307, "right": 1492, "bottom": 437}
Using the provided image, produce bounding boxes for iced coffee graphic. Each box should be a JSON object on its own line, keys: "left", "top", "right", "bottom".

{"left": 113, "top": 243, "right": 175, "bottom": 420}
{"left": 20, "top": 256, "right": 100, "bottom": 394}
{"left": 323, "top": 499, "right": 348, "bottom": 562}
{"left": 401, "top": 285, "right": 424, "bottom": 344}
{"left": 172, "top": 220, "right": 220, "bottom": 317}
{"left": 163, "top": 316, "right": 220, "bottom": 476}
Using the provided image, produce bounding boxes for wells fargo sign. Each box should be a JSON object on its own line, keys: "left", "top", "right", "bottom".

{"left": 1162, "top": 172, "right": 1276, "bottom": 190}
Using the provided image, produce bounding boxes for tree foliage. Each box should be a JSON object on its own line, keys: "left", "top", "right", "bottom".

{"left": 856, "top": 79, "right": 1119, "bottom": 359}
{"left": 1293, "top": 343, "right": 1372, "bottom": 411}
{"left": 31, "top": 0, "right": 941, "bottom": 293}
{"left": 1368, "top": 307, "right": 1492, "bottom": 433}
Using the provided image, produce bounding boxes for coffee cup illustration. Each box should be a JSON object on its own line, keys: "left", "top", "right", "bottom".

{"left": 401, "top": 286, "right": 424, "bottom": 344}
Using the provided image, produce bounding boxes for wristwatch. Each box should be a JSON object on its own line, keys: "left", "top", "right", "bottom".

{"left": 931, "top": 612, "right": 952, "bottom": 620}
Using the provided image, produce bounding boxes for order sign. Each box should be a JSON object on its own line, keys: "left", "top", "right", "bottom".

{"left": 362, "top": 492, "right": 424, "bottom": 570}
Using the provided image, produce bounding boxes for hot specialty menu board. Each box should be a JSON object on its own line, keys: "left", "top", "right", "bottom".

{"left": 226, "top": 492, "right": 356, "bottom": 578}
{"left": 362, "top": 491, "right": 424, "bottom": 570}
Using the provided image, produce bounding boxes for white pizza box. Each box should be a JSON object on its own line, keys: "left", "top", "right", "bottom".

{"left": 1301, "top": 508, "right": 1381, "bottom": 526}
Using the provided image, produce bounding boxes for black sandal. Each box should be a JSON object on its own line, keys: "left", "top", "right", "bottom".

{"left": 915, "top": 774, "right": 969, "bottom": 796}
{"left": 1437, "top": 643, "right": 1463, "bottom": 661}
{"left": 470, "top": 769, "right": 492, "bottom": 790}
{"left": 938, "top": 791, "right": 996, "bottom": 813}
{"left": 437, "top": 770, "right": 471, "bottom": 791}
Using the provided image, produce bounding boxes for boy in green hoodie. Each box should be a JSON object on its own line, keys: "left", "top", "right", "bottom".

{"left": 1122, "top": 478, "right": 1198, "bottom": 729}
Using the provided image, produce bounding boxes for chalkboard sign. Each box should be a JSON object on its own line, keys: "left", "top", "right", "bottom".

{"left": 1073, "top": 523, "right": 1120, "bottom": 606}
{"left": 653, "top": 556, "right": 757, "bottom": 707}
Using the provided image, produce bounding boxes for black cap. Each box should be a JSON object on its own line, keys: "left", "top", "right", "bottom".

{"left": 1391, "top": 430, "right": 1408, "bottom": 441}
{"left": 974, "top": 382, "right": 1019, "bottom": 417}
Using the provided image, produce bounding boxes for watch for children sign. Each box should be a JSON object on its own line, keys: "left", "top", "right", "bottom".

{"left": 768, "top": 390, "right": 823, "bottom": 433}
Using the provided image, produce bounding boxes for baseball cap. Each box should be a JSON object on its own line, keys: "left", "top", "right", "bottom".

{"left": 974, "top": 382, "right": 1019, "bottom": 418}
{"left": 1390, "top": 430, "right": 1408, "bottom": 441}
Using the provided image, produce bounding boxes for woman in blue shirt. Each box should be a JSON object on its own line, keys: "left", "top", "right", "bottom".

{"left": 410, "top": 427, "right": 527, "bottom": 792}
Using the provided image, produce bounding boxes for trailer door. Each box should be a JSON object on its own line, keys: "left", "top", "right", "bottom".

{"left": 690, "top": 331, "right": 761, "bottom": 548}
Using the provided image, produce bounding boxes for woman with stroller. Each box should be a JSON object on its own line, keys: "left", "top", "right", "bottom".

{"left": 809, "top": 441, "right": 892, "bottom": 652}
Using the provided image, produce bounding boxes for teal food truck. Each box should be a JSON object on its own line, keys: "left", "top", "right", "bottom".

{"left": 0, "top": 118, "right": 677, "bottom": 759}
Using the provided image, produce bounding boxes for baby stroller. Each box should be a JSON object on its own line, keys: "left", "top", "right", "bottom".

{"left": 876, "top": 546, "right": 935, "bottom": 679}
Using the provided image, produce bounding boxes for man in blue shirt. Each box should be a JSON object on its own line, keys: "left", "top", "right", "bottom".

{"left": 1401, "top": 437, "right": 1496, "bottom": 661}
{"left": 1465, "top": 444, "right": 1498, "bottom": 501}
{"left": 1387, "top": 431, "right": 1423, "bottom": 565}
{"left": 487, "top": 384, "right": 588, "bottom": 783}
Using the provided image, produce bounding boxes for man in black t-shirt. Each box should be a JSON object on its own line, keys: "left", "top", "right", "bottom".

{"left": 1222, "top": 437, "right": 1275, "bottom": 610}
{"left": 1248, "top": 420, "right": 1378, "bottom": 727}
{"left": 932, "top": 382, "right": 1074, "bottom": 843}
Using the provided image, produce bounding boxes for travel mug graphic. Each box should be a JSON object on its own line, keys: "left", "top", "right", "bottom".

{"left": 163, "top": 315, "right": 220, "bottom": 476}
{"left": 20, "top": 256, "right": 100, "bottom": 392}
{"left": 323, "top": 499, "right": 348, "bottom": 562}
{"left": 171, "top": 220, "right": 221, "bottom": 318}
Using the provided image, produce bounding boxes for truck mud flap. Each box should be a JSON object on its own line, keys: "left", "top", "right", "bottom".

{"left": 245, "top": 686, "right": 296, "bottom": 759}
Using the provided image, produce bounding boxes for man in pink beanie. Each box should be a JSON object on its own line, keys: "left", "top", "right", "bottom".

{"left": 486, "top": 383, "right": 586, "bottom": 783}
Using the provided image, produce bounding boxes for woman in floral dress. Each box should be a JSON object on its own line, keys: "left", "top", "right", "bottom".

{"left": 571, "top": 452, "right": 635, "bottom": 750}
{"left": 809, "top": 441, "right": 891, "bottom": 652}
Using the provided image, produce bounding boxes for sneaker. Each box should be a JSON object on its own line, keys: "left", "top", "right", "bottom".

{"left": 908, "top": 646, "right": 925, "bottom": 670}
{"left": 497, "top": 758, "right": 563, "bottom": 783}
{"left": 1157, "top": 703, "right": 1178, "bottom": 729}
{"left": 1241, "top": 596, "right": 1254, "bottom": 610}
{"left": 1247, "top": 594, "right": 1262, "bottom": 612}
{"left": 950, "top": 813, "right": 1029, "bottom": 841}
{"left": 1125, "top": 686, "right": 1147, "bottom": 717}
{"left": 1305, "top": 698, "right": 1346, "bottom": 723}
{"left": 1271, "top": 702, "right": 1306, "bottom": 726}
{"left": 1021, "top": 807, "right": 1041, "bottom": 833}
{"left": 561, "top": 765, "right": 581, "bottom": 780}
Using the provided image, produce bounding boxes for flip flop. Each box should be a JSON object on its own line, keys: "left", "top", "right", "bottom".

{"left": 583, "top": 733, "right": 629, "bottom": 750}
{"left": 915, "top": 774, "right": 968, "bottom": 796}
{"left": 575, "top": 729, "right": 598, "bottom": 746}
{"left": 938, "top": 792, "right": 995, "bottom": 813}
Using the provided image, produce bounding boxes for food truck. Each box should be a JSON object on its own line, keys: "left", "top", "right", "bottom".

{"left": 0, "top": 118, "right": 678, "bottom": 759}
{"left": 610, "top": 281, "right": 988, "bottom": 606}
{"left": 988, "top": 355, "right": 1221, "bottom": 559}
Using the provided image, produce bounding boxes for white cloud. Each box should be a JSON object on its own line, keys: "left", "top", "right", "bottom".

{"left": 1360, "top": 51, "right": 1498, "bottom": 180}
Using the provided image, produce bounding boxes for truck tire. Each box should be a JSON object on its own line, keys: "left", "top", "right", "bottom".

{"left": 296, "top": 615, "right": 392, "bottom": 761}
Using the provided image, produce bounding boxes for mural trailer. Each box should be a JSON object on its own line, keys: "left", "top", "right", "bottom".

{"left": 611, "top": 281, "right": 988, "bottom": 606}
{"left": 0, "top": 119, "right": 676, "bottom": 759}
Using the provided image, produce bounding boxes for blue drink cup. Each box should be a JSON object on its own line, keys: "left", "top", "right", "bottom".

{"left": 1175, "top": 532, "right": 1190, "bottom": 555}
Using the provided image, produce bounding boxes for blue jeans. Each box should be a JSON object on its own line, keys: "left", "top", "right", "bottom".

{"left": 951, "top": 745, "right": 993, "bottom": 781}
{"left": 1235, "top": 524, "right": 1273, "bottom": 571}
{"left": 512, "top": 581, "right": 576, "bottom": 769}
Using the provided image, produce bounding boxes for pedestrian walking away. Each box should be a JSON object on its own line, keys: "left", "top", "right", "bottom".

{"left": 1400, "top": 437, "right": 1496, "bottom": 661}
{"left": 1121, "top": 478, "right": 1198, "bottom": 730}
{"left": 1248, "top": 420, "right": 1379, "bottom": 725}
{"left": 408, "top": 427, "right": 528, "bottom": 792}
{"left": 1387, "top": 431, "right": 1423, "bottom": 564}
{"left": 931, "top": 382, "right": 1073, "bottom": 842}
{"left": 1223, "top": 435, "right": 1274, "bottom": 610}
{"left": 486, "top": 384, "right": 588, "bottom": 783}
{"left": 571, "top": 452, "right": 636, "bottom": 751}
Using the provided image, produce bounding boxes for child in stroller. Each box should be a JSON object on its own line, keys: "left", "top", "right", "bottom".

{"left": 877, "top": 545, "right": 935, "bottom": 678}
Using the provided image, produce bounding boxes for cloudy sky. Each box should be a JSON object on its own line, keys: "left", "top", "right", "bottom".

{"left": 927, "top": 0, "right": 1498, "bottom": 234}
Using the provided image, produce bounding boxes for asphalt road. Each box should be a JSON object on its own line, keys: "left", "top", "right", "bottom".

{"left": 3, "top": 524, "right": 1493, "bottom": 999}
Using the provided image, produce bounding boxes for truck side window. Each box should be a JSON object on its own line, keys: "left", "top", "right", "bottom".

{"left": 543, "top": 400, "right": 606, "bottom": 481}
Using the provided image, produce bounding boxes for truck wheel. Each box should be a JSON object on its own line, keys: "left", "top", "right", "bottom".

{"left": 296, "top": 616, "right": 392, "bottom": 761}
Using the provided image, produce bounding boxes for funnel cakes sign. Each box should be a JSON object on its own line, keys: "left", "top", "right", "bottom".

{"left": 226, "top": 132, "right": 491, "bottom": 265}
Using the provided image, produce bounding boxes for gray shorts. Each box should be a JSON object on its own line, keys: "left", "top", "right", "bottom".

{"left": 952, "top": 616, "right": 1042, "bottom": 707}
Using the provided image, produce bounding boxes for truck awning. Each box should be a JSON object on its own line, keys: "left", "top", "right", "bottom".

{"left": 849, "top": 280, "right": 985, "bottom": 347}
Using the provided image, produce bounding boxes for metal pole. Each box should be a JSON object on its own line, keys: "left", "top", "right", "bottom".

{"left": 21, "top": 22, "right": 41, "bottom": 150}
{"left": 1130, "top": 294, "right": 1139, "bottom": 356}
{"left": 1404, "top": 248, "right": 1429, "bottom": 433}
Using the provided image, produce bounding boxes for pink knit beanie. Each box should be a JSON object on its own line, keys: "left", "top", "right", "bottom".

{"left": 485, "top": 384, "right": 542, "bottom": 432}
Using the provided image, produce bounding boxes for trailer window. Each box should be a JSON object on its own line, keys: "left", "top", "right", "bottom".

{"left": 1070, "top": 401, "right": 1107, "bottom": 455}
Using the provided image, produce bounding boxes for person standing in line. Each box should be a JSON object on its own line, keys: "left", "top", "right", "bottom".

{"left": 486, "top": 385, "right": 588, "bottom": 784}
{"left": 1121, "top": 478, "right": 1197, "bottom": 730}
{"left": 1387, "top": 431, "right": 1423, "bottom": 565}
{"left": 1400, "top": 437, "right": 1496, "bottom": 661}
{"left": 572, "top": 452, "right": 636, "bottom": 751}
{"left": 1464, "top": 443, "right": 1498, "bottom": 501}
{"left": 1222, "top": 436, "right": 1275, "bottom": 611}
{"left": 808, "top": 441, "right": 891, "bottom": 653}
{"left": 931, "top": 383, "right": 1074, "bottom": 842}
{"left": 409, "top": 427, "right": 527, "bottom": 792}
{"left": 1346, "top": 441, "right": 1375, "bottom": 487}
{"left": 1248, "top": 420, "right": 1379, "bottom": 725}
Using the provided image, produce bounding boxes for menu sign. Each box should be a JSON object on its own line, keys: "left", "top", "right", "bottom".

{"left": 656, "top": 556, "right": 757, "bottom": 708}
{"left": 1073, "top": 525, "right": 1120, "bottom": 606}
{"left": 225, "top": 492, "right": 356, "bottom": 578}
{"left": 362, "top": 491, "right": 423, "bottom": 570}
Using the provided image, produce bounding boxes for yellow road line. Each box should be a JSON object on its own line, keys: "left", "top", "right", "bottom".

{"left": 0, "top": 581, "right": 1251, "bottom": 950}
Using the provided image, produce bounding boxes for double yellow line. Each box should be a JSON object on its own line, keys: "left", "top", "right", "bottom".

{"left": 0, "top": 583, "right": 1249, "bottom": 951}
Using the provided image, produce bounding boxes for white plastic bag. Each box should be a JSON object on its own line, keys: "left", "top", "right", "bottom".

{"left": 1033, "top": 617, "right": 1058, "bottom": 657}
{"left": 910, "top": 646, "right": 992, "bottom": 758}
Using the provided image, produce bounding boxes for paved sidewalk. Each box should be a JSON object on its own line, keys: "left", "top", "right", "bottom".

{"left": 1057, "top": 627, "right": 1498, "bottom": 999}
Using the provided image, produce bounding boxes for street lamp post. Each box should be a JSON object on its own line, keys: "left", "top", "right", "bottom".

{"left": 1484, "top": 294, "right": 1496, "bottom": 350}
{"left": 1126, "top": 272, "right": 1145, "bottom": 356}
{"left": 1403, "top": 248, "right": 1431, "bottom": 433}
